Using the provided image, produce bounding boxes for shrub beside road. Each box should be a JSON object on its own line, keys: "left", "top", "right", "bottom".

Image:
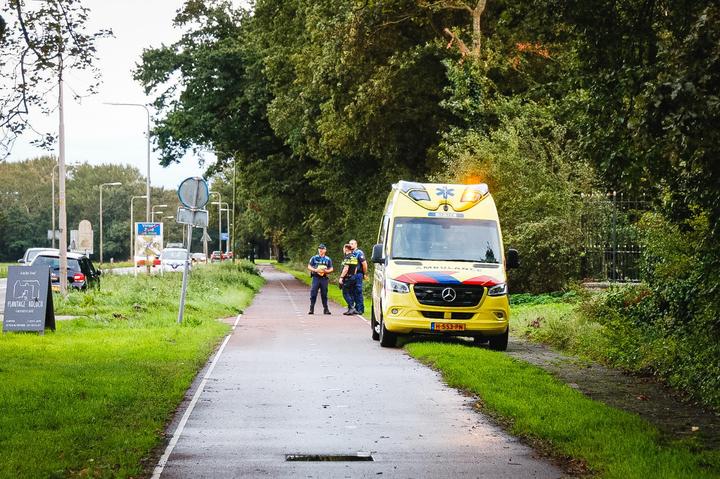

{"left": 0, "top": 261, "right": 263, "bottom": 478}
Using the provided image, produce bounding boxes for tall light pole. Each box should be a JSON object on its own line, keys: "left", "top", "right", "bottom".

{"left": 51, "top": 162, "right": 75, "bottom": 249}
{"left": 220, "top": 203, "right": 230, "bottom": 254}
{"left": 151, "top": 204, "right": 168, "bottom": 222}
{"left": 232, "top": 156, "right": 237, "bottom": 263}
{"left": 211, "top": 200, "right": 228, "bottom": 252}
{"left": 99, "top": 182, "right": 122, "bottom": 264}
{"left": 104, "top": 102, "right": 152, "bottom": 220}
{"left": 210, "top": 192, "right": 222, "bottom": 252}
{"left": 130, "top": 195, "right": 147, "bottom": 264}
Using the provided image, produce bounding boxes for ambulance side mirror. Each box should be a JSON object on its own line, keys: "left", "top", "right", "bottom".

{"left": 506, "top": 249, "right": 520, "bottom": 269}
{"left": 371, "top": 244, "right": 385, "bottom": 264}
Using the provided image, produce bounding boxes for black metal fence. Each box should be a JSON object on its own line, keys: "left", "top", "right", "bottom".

{"left": 581, "top": 192, "right": 651, "bottom": 283}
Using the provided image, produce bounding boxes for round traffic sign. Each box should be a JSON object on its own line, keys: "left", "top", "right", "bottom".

{"left": 177, "top": 177, "right": 209, "bottom": 209}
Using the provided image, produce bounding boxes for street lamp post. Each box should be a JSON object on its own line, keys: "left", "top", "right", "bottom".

{"left": 219, "top": 202, "right": 230, "bottom": 253}
{"left": 151, "top": 204, "right": 168, "bottom": 222}
{"left": 99, "top": 182, "right": 122, "bottom": 264}
{"left": 151, "top": 210, "right": 164, "bottom": 222}
{"left": 130, "top": 195, "right": 148, "bottom": 265}
{"left": 210, "top": 192, "right": 222, "bottom": 252}
{"left": 104, "top": 102, "right": 152, "bottom": 220}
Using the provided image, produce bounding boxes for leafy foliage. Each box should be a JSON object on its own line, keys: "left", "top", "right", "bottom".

{"left": 0, "top": 0, "right": 111, "bottom": 156}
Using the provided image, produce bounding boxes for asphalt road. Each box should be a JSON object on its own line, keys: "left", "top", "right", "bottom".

{"left": 155, "top": 266, "right": 563, "bottom": 478}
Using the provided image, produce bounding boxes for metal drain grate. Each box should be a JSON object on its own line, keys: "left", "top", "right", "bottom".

{"left": 285, "top": 453, "right": 374, "bottom": 462}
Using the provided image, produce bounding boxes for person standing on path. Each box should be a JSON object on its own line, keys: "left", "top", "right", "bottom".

{"left": 338, "top": 244, "right": 360, "bottom": 315}
{"left": 307, "top": 244, "right": 334, "bottom": 315}
{"left": 349, "top": 239, "right": 368, "bottom": 315}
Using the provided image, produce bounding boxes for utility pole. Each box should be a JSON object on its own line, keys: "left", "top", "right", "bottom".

{"left": 58, "top": 57, "right": 68, "bottom": 295}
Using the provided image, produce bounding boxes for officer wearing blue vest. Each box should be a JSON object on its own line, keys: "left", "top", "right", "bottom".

{"left": 349, "top": 239, "right": 368, "bottom": 315}
{"left": 307, "top": 243, "right": 334, "bottom": 315}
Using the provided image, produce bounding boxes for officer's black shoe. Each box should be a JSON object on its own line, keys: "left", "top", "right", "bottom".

{"left": 343, "top": 309, "right": 352, "bottom": 315}
{"left": 323, "top": 309, "right": 331, "bottom": 315}
{"left": 308, "top": 309, "right": 314, "bottom": 315}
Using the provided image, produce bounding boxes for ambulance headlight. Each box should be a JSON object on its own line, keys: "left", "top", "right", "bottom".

{"left": 487, "top": 283, "right": 508, "bottom": 296}
{"left": 386, "top": 279, "right": 410, "bottom": 294}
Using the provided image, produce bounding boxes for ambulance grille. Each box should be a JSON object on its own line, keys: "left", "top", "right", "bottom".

{"left": 413, "top": 284, "right": 485, "bottom": 307}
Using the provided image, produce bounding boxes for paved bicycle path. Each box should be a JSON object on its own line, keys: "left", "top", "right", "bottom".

{"left": 155, "top": 265, "right": 564, "bottom": 478}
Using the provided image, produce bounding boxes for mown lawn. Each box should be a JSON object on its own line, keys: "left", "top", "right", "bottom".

{"left": 407, "top": 342, "right": 720, "bottom": 478}
{"left": 0, "top": 262, "right": 263, "bottom": 478}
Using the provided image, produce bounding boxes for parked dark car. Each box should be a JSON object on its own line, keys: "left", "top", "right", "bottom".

{"left": 30, "top": 251, "right": 101, "bottom": 291}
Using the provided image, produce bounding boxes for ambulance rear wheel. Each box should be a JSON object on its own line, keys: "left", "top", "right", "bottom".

{"left": 371, "top": 302, "right": 380, "bottom": 341}
{"left": 487, "top": 327, "right": 509, "bottom": 351}
{"left": 379, "top": 313, "right": 397, "bottom": 348}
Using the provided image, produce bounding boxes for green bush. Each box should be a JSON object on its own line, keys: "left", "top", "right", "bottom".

{"left": 579, "top": 231, "right": 720, "bottom": 410}
{"left": 436, "top": 96, "right": 595, "bottom": 293}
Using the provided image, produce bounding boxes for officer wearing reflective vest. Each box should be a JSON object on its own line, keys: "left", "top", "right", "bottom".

{"left": 307, "top": 243, "right": 334, "bottom": 315}
{"left": 349, "top": 239, "right": 368, "bottom": 315}
{"left": 339, "top": 244, "right": 360, "bottom": 315}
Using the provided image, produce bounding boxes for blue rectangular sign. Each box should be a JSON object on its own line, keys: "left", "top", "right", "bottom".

{"left": 220, "top": 232, "right": 229, "bottom": 241}
{"left": 136, "top": 223, "right": 162, "bottom": 235}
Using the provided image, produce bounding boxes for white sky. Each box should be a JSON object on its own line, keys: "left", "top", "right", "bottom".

{"left": 6, "top": 0, "right": 242, "bottom": 189}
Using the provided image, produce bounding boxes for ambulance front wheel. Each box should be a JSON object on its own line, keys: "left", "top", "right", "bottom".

{"left": 370, "top": 301, "right": 380, "bottom": 341}
{"left": 487, "top": 327, "right": 509, "bottom": 351}
{"left": 379, "top": 312, "right": 397, "bottom": 348}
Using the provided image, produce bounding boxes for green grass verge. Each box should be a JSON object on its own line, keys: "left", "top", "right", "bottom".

{"left": 274, "top": 262, "right": 371, "bottom": 317}
{"left": 0, "top": 261, "right": 263, "bottom": 478}
{"left": 0, "top": 262, "right": 13, "bottom": 279}
{"left": 406, "top": 342, "right": 720, "bottom": 478}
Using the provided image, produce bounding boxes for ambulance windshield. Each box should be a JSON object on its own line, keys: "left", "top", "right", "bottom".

{"left": 391, "top": 217, "right": 501, "bottom": 264}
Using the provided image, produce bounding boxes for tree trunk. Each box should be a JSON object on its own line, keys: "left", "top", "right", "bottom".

{"left": 471, "top": 0, "right": 487, "bottom": 57}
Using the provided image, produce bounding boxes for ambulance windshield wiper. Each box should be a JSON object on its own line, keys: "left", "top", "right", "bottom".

{"left": 392, "top": 256, "right": 425, "bottom": 260}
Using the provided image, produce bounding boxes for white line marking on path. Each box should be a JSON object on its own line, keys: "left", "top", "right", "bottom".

{"left": 151, "top": 314, "right": 242, "bottom": 479}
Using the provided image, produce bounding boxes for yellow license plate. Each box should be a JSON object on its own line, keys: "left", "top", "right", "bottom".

{"left": 431, "top": 322, "right": 465, "bottom": 331}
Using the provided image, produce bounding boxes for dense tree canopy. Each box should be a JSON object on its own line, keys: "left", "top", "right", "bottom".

{"left": 136, "top": 0, "right": 719, "bottom": 292}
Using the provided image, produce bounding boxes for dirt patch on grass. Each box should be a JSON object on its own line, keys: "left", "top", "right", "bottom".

{"left": 507, "top": 337, "right": 720, "bottom": 449}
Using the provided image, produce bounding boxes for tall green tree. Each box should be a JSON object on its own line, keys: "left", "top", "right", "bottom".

{"left": 0, "top": 0, "right": 110, "bottom": 156}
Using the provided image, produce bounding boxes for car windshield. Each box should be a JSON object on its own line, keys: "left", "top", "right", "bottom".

{"left": 162, "top": 250, "right": 187, "bottom": 260}
{"left": 33, "top": 256, "right": 81, "bottom": 271}
{"left": 391, "top": 217, "right": 501, "bottom": 263}
{"left": 26, "top": 250, "right": 45, "bottom": 262}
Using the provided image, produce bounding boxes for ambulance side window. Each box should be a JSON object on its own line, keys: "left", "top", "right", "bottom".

{"left": 378, "top": 216, "right": 390, "bottom": 247}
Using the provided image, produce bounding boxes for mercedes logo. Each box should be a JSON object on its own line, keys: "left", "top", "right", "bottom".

{"left": 441, "top": 287, "right": 457, "bottom": 302}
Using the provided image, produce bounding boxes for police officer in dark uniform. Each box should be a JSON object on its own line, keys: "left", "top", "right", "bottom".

{"left": 307, "top": 243, "right": 334, "bottom": 315}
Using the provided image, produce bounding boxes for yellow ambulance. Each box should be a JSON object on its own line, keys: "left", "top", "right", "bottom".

{"left": 370, "top": 181, "right": 519, "bottom": 349}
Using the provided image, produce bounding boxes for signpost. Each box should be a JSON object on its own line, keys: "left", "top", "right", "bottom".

{"left": 2, "top": 265, "right": 55, "bottom": 334}
{"left": 176, "top": 177, "right": 209, "bottom": 323}
{"left": 135, "top": 222, "right": 164, "bottom": 275}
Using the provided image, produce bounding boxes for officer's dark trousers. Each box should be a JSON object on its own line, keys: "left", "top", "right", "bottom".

{"left": 310, "top": 276, "right": 329, "bottom": 311}
{"left": 353, "top": 273, "right": 365, "bottom": 313}
{"left": 342, "top": 278, "right": 357, "bottom": 310}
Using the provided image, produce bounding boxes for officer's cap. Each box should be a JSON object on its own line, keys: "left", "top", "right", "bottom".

{"left": 318, "top": 243, "right": 327, "bottom": 249}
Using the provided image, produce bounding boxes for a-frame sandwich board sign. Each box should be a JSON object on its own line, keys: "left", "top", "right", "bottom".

{"left": 2, "top": 265, "right": 56, "bottom": 334}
